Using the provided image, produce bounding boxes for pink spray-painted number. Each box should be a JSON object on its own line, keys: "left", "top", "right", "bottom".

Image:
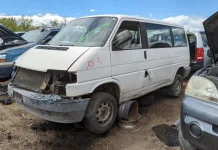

{"left": 86, "top": 61, "right": 94, "bottom": 69}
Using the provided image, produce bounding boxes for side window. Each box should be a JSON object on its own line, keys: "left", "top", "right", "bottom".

{"left": 145, "top": 23, "right": 172, "bottom": 48}
{"left": 42, "top": 31, "right": 59, "bottom": 44}
{"left": 171, "top": 27, "right": 187, "bottom": 47}
{"left": 112, "top": 21, "right": 142, "bottom": 50}
{"left": 46, "top": 31, "right": 59, "bottom": 39}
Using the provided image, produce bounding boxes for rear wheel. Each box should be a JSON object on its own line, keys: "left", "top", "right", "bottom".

{"left": 167, "top": 74, "right": 183, "bottom": 98}
{"left": 179, "top": 125, "right": 196, "bottom": 150}
{"left": 84, "top": 92, "right": 118, "bottom": 134}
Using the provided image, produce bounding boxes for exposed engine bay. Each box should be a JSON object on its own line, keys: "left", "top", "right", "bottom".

{"left": 11, "top": 67, "right": 77, "bottom": 96}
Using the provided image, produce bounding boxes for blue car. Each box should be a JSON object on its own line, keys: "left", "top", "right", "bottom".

{"left": 0, "top": 27, "right": 60, "bottom": 81}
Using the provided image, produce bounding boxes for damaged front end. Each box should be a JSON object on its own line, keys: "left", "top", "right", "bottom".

{"left": 11, "top": 67, "right": 77, "bottom": 96}
{"left": 8, "top": 67, "right": 90, "bottom": 123}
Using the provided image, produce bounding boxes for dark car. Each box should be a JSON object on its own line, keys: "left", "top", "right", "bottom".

{"left": 179, "top": 11, "right": 218, "bottom": 150}
{"left": 0, "top": 27, "right": 60, "bottom": 80}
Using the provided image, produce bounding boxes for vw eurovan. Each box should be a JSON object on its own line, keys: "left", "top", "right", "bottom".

{"left": 8, "top": 15, "right": 190, "bottom": 133}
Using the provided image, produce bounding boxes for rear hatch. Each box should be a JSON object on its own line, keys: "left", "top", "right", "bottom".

{"left": 203, "top": 11, "right": 218, "bottom": 63}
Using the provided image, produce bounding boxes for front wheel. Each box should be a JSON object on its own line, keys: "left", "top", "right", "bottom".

{"left": 167, "top": 74, "right": 183, "bottom": 98}
{"left": 84, "top": 92, "right": 118, "bottom": 134}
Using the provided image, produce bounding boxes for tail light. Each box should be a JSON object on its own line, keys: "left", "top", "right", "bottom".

{"left": 195, "top": 48, "right": 204, "bottom": 62}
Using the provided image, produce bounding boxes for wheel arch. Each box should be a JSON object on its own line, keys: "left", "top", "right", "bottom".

{"left": 91, "top": 79, "right": 122, "bottom": 102}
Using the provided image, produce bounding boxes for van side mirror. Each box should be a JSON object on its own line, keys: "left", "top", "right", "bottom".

{"left": 207, "top": 49, "right": 212, "bottom": 57}
{"left": 112, "top": 30, "right": 132, "bottom": 50}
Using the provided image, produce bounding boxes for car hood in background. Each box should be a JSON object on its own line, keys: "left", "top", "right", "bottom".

{"left": 0, "top": 24, "right": 26, "bottom": 41}
{"left": 203, "top": 11, "right": 218, "bottom": 61}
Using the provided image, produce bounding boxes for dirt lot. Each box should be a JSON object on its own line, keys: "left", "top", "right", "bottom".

{"left": 0, "top": 83, "right": 187, "bottom": 150}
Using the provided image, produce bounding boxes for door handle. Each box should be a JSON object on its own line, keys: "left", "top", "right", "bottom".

{"left": 144, "top": 51, "right": 147, "bottom": 59}
{"left": 145, "top": 71, "right": 149, "bottom": 77}
{"left": 145, "top": 70, "right": 154, "bottom": 78}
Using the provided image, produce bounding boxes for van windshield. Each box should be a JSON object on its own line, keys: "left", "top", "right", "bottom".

{"left": 48, "top": 17, "right": 118, "bottom": 47}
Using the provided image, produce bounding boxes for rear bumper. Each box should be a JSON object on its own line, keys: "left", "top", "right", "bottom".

{"left": 190, "top": 61, "right": 203, "bottom": 71}
{"left": 0, "top": 62, "right": 14, "bottom": 79}
{"left": 181, "top": 96, "right": 218, "bottom": 150}
{"left": 8, "top": 84, "right": 90, "bottom": 123}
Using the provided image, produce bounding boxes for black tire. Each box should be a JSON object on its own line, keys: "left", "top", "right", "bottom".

{"left": 84, "top": 92, "right": 118, "bottom": 134}
{"left": 167, "top": 74, "right": 183, "bottom": 98}
{"left": 137, "top": 93, "right": 154, "bottom": 107}
{"left": 179, "top": 125, "right": 196, "bottom": 150}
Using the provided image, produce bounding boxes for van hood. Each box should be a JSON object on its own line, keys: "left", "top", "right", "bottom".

{"left": 203, "top": 11, "right": 218, "bottom": 62}
{"left": 15, "top": 45, "right": 90, "bottom": 72}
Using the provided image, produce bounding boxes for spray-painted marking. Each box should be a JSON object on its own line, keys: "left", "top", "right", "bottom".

{"left": 86, "top": 61, "right": 94, "bottom": 69}
{"left": 97, "top": 57, "right": 102, "bottom": 64}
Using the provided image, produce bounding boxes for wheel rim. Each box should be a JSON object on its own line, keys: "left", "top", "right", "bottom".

{"left": 96, "top": 101, "right": 114, "bottom": 127}
{"left": 175, "top": 79, "right": 181, "bottom": 93}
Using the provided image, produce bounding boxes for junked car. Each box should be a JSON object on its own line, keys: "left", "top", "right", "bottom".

{"left": 179, "top": 11, "right": 218, "bottom": 150}
{"left": 187, "top": 31, "right": 211, "bottom": 72}
{"left": 0, "top": 24, "right": 28, "bottom": 80}
{"left": 0, "top": 27, "right": 60, "bottom": 80}
{"left": 9, "top": 15, "right": 190, "bottom": 134}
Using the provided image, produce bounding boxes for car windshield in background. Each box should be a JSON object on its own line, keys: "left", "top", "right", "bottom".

{"left": 48, "top": 17, "right": 118, "bottom": 47}
{"left": 22, "top": 30, "right": 44, "bottom": 43}
{"left": 201, "top": 32, "right": 208, "bottom": 47}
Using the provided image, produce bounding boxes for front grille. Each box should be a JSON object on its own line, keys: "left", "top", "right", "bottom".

{"left": 13, "top": 68, "right": 46, "bottom": 92}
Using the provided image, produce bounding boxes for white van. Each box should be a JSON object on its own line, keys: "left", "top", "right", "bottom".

{"left": 8, "top": 15, "right": 190, "bottom": 133}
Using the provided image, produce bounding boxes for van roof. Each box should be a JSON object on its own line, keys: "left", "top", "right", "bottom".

{"left": 78, "top": 14, "right": 184, "bottom": 28}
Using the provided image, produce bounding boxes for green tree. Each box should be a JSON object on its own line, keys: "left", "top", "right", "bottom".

{"left": 0, "top": 17, "right": 19, "bottom": 31}
{"left": 50, "top": 19, "right": 65, "bottom": 28}
{"left": 18, "top": 16, "right": 34, "bottom": 31}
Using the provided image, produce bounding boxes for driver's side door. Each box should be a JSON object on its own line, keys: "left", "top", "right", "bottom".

{"left": 110, "top": 20, "right": 149, "bottom": 101}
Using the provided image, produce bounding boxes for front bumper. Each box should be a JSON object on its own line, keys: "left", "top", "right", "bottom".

{"left": 181, "top": 96, "right": 218, "bottom": 150}
{"left": 8, "top": 84, "right": 90, "bottom": 123}
{"left": 0, "top": 62, "right": 14, "bottom": 79}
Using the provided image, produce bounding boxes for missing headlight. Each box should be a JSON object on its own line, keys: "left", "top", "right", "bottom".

{"left": 12, "top": 68, "right": 77, "bottom": 96}
{"left": 50, "top": 71, "right": 77, "bottom": 96}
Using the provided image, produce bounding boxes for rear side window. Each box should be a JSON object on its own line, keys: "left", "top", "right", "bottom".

{"left": 171, "top": 27, "right": 187, "bottom": 47}
{"left": 145, "top": 23, "right": 172, "bottom": 48}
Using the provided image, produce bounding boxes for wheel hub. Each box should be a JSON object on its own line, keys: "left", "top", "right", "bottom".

{"left": 96, "top": 102, "right": 112, "bottom": 125}
{"left": 175, "top": 80, "right": 181, "bottom": 93}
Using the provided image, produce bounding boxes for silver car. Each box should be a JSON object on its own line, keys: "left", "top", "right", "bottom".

{"left": 187, "top": 31, "right": 211, "bottom": 71}
{"left": 180, "top": 11, "right": 218, "bottom": 150}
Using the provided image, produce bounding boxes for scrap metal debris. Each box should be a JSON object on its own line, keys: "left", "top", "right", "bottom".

{"left": 0, "top": 98, "right": 12, "bottom": 105}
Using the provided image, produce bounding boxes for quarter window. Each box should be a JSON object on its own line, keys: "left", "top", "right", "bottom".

{"left": 145, "top": 23, "right": 172, "bottom": 48}
{"left": 112, "top": 21, "right": 142, "bottom": 50}
{"left": 171, "top": 27, "right": 187, "bottom": 47}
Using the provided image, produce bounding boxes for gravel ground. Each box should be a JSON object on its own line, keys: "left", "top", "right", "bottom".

{"left": 0, "top": 83, "right": 187, "bottom": 150}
